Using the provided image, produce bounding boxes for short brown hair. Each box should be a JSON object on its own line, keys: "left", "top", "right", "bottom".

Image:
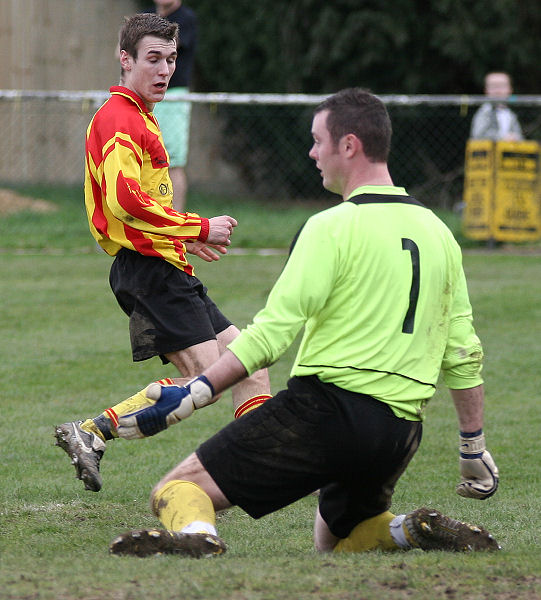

{"left": 315, "top": 88, "right": 392, "bottom": 163}
{"left": 119, "top": 13, "right": 178, "bottom": 60}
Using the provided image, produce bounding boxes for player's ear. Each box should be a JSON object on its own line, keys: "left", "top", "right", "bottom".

{"left": 342, "top": 133, "right": 361, "bottom": 157}
{"left": 119, "top": 49, "right": 132, "bottom": 71}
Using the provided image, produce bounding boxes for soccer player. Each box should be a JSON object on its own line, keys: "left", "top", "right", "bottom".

{"left": 109, "top": 88, "right": 500, "bottom": 557}
{"left": 54, "top": 13, "right": 270, "bottom": 492}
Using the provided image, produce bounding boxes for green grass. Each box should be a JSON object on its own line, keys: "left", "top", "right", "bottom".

{"left": 0, "top": 184, "right": 336, "bottom": 253}
{"left": 0, "top": 183, "right": 468, "bottom": 252}
{"left": 0, "top": 186, "right": 540, "bottom": 599}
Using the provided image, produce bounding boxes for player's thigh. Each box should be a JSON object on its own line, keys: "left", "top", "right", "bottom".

{"left": 165, "top": 339, "right": 221, "bottom": 378}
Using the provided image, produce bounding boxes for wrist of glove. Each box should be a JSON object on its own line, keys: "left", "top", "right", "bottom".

{"left": 456, "top": 429, "right": 499, "bottom": 500}
{"left": 117, "top": 375, "right": 214, "bottom": 440}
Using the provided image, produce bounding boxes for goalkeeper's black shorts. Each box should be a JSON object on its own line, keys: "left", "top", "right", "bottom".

{"left": 109, "top": 248, "right": 232, "bottom": 363}
{"left": 197, "top": 374, "right": 422, "bottom": 538}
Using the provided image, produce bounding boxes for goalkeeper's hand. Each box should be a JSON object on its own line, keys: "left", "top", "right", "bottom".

{"left": 456, "top": 430, "right": 499, "bottom": 500}
{"left": 117, "top": 376, "right": 214, "bottom": 440}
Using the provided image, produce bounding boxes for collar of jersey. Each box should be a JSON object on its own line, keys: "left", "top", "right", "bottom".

{"left": 347, "top": 185, "right": 407, "bottom": 199}
{"left": 110, "top": 86, "right": 150, "bottom": 113}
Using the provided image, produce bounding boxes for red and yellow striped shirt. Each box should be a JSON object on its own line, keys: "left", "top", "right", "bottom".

{"left": 84, "top": 86, "right": 208, "bottom": 274}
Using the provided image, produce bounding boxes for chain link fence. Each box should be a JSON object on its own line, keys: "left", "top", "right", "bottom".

{"left": 1, "top": 90, "right": 540, "bottom": 208}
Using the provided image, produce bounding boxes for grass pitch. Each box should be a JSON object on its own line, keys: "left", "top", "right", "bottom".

{"left": 0, "top": 186, "right": 540, "bottom": 599}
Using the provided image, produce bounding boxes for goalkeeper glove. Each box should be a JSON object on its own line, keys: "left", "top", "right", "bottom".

{"left": 456, "top": 429, "right": 499, "bottom": 500}
{"left": 117, "top": 376, "right": 214, "bottom": 439}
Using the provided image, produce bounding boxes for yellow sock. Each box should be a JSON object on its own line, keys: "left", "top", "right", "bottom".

{"left": 334, "top": 511, "right": 400, "bottom": 553}
{"left": 152, "top": 480, "right": 216, "bottom": 532}
{"left": 81, "top": 378, "right": 174, "bottom": 441}
{"left": 234, "top": 394, "right": 272, "bottom": 419}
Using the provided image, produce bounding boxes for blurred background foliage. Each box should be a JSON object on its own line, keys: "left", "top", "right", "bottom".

{"left": 137, "top": 0, "right": 541, "bottom": 94}
{"left": 133, "top": 1, "right": 541, "bottom": 203}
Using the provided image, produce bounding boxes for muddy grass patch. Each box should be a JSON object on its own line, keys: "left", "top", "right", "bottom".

{"left": 0, "top": 188, "right": 58, "bottom": 216}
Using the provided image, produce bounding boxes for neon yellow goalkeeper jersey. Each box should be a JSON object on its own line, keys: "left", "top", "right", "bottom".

{"left": 228, "top": 185, "right": 483, "bottom": 421}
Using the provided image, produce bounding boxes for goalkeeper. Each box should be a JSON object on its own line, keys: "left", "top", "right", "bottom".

{"left": 109, "top": 88, "right": 500, "bottom": 558}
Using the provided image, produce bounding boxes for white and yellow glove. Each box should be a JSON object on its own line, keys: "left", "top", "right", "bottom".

{"left": 117, "top": 376, "right": 214, "bottom": 439}
{"left": 456, "top": 429, "right": 499, "bottom": 499}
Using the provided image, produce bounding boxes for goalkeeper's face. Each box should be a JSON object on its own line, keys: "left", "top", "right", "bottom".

{"left": 309, "top": 110, "right": 344, "bottom": 195}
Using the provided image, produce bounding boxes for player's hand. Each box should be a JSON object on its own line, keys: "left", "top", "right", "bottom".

{"left": 456, "top": 430, "right": 499, "bottom": 500}
{"left": 206, "top": 215, "right": 237, "bottom": 246}
{"left": 184, "top": 240, "right": 228, "bottom": 262}
{"left": 117, "top": 376, "right": 215, "bottom": 439}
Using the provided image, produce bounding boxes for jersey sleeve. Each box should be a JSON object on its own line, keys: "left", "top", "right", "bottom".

{"left": 98, "top": 119, "right": 208, "bottom": 242}
{"left": 441, "top": 265, "right": 484, "bottom": 389}
{"left": 228, "top": 214, "right": 336, "bottom": 374}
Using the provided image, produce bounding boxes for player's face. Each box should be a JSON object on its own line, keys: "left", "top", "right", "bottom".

{"left": 309, "top": 110, "right": 344, "bottom": 194}
{"left": 120, "top": 35, "right": 177, "bottom": 109}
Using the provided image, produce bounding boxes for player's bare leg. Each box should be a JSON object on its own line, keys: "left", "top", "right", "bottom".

{"left": 167, "top": 325, "right": 271, "bottom": 417}
{"left": 216, "top": 325, "right": 271, "bottom": 416}
{"left": 314, "top": 506, "right": 340, "bottom": 552}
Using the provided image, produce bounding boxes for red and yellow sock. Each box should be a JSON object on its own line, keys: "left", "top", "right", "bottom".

{"left": 234, "top": 394, "right": 272, "bottom": 419}
{"left": 81, "top": 378, "right": 176, "bottom": 441}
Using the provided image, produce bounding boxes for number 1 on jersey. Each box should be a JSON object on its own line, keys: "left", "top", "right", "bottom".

{"left": 401, "top": 238, "right": 420, "bottom": 334}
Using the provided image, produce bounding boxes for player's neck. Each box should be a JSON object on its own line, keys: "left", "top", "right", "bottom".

{"left": 342, "top": 163, "right": 393, "bottom": 199}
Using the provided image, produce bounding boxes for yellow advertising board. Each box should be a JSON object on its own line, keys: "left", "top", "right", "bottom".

{"left": 462, "top": 140, "right": 494, "bottom": 240}
{"left": 462, "top": 140, "right": 541, "bottom": 242}
{"left": 492, "top": 141, "right": 541, "bottom": 242}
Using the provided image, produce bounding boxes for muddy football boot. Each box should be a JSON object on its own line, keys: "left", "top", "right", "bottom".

{"left": 109, "top": 529, "right": 227, "bottom": 558}
{"left": 54, "top": 420, "right": 105, "bottom": 492}
{"left": 403, "top": 507, "right": 501, "bottom": 552}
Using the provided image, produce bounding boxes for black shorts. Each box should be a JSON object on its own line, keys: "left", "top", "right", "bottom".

{"left": 109, "top": 249, "right": 232, "bottom": 362}
{"left": 197, "top": 375, "right": 422, "bottom": 539}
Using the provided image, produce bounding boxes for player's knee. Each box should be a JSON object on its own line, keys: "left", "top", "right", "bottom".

{"left": 313, "top": 533, "right": 337, "bottom": 552}
{"left": 313, "top": 509, "right": 340, "bottom": 552}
